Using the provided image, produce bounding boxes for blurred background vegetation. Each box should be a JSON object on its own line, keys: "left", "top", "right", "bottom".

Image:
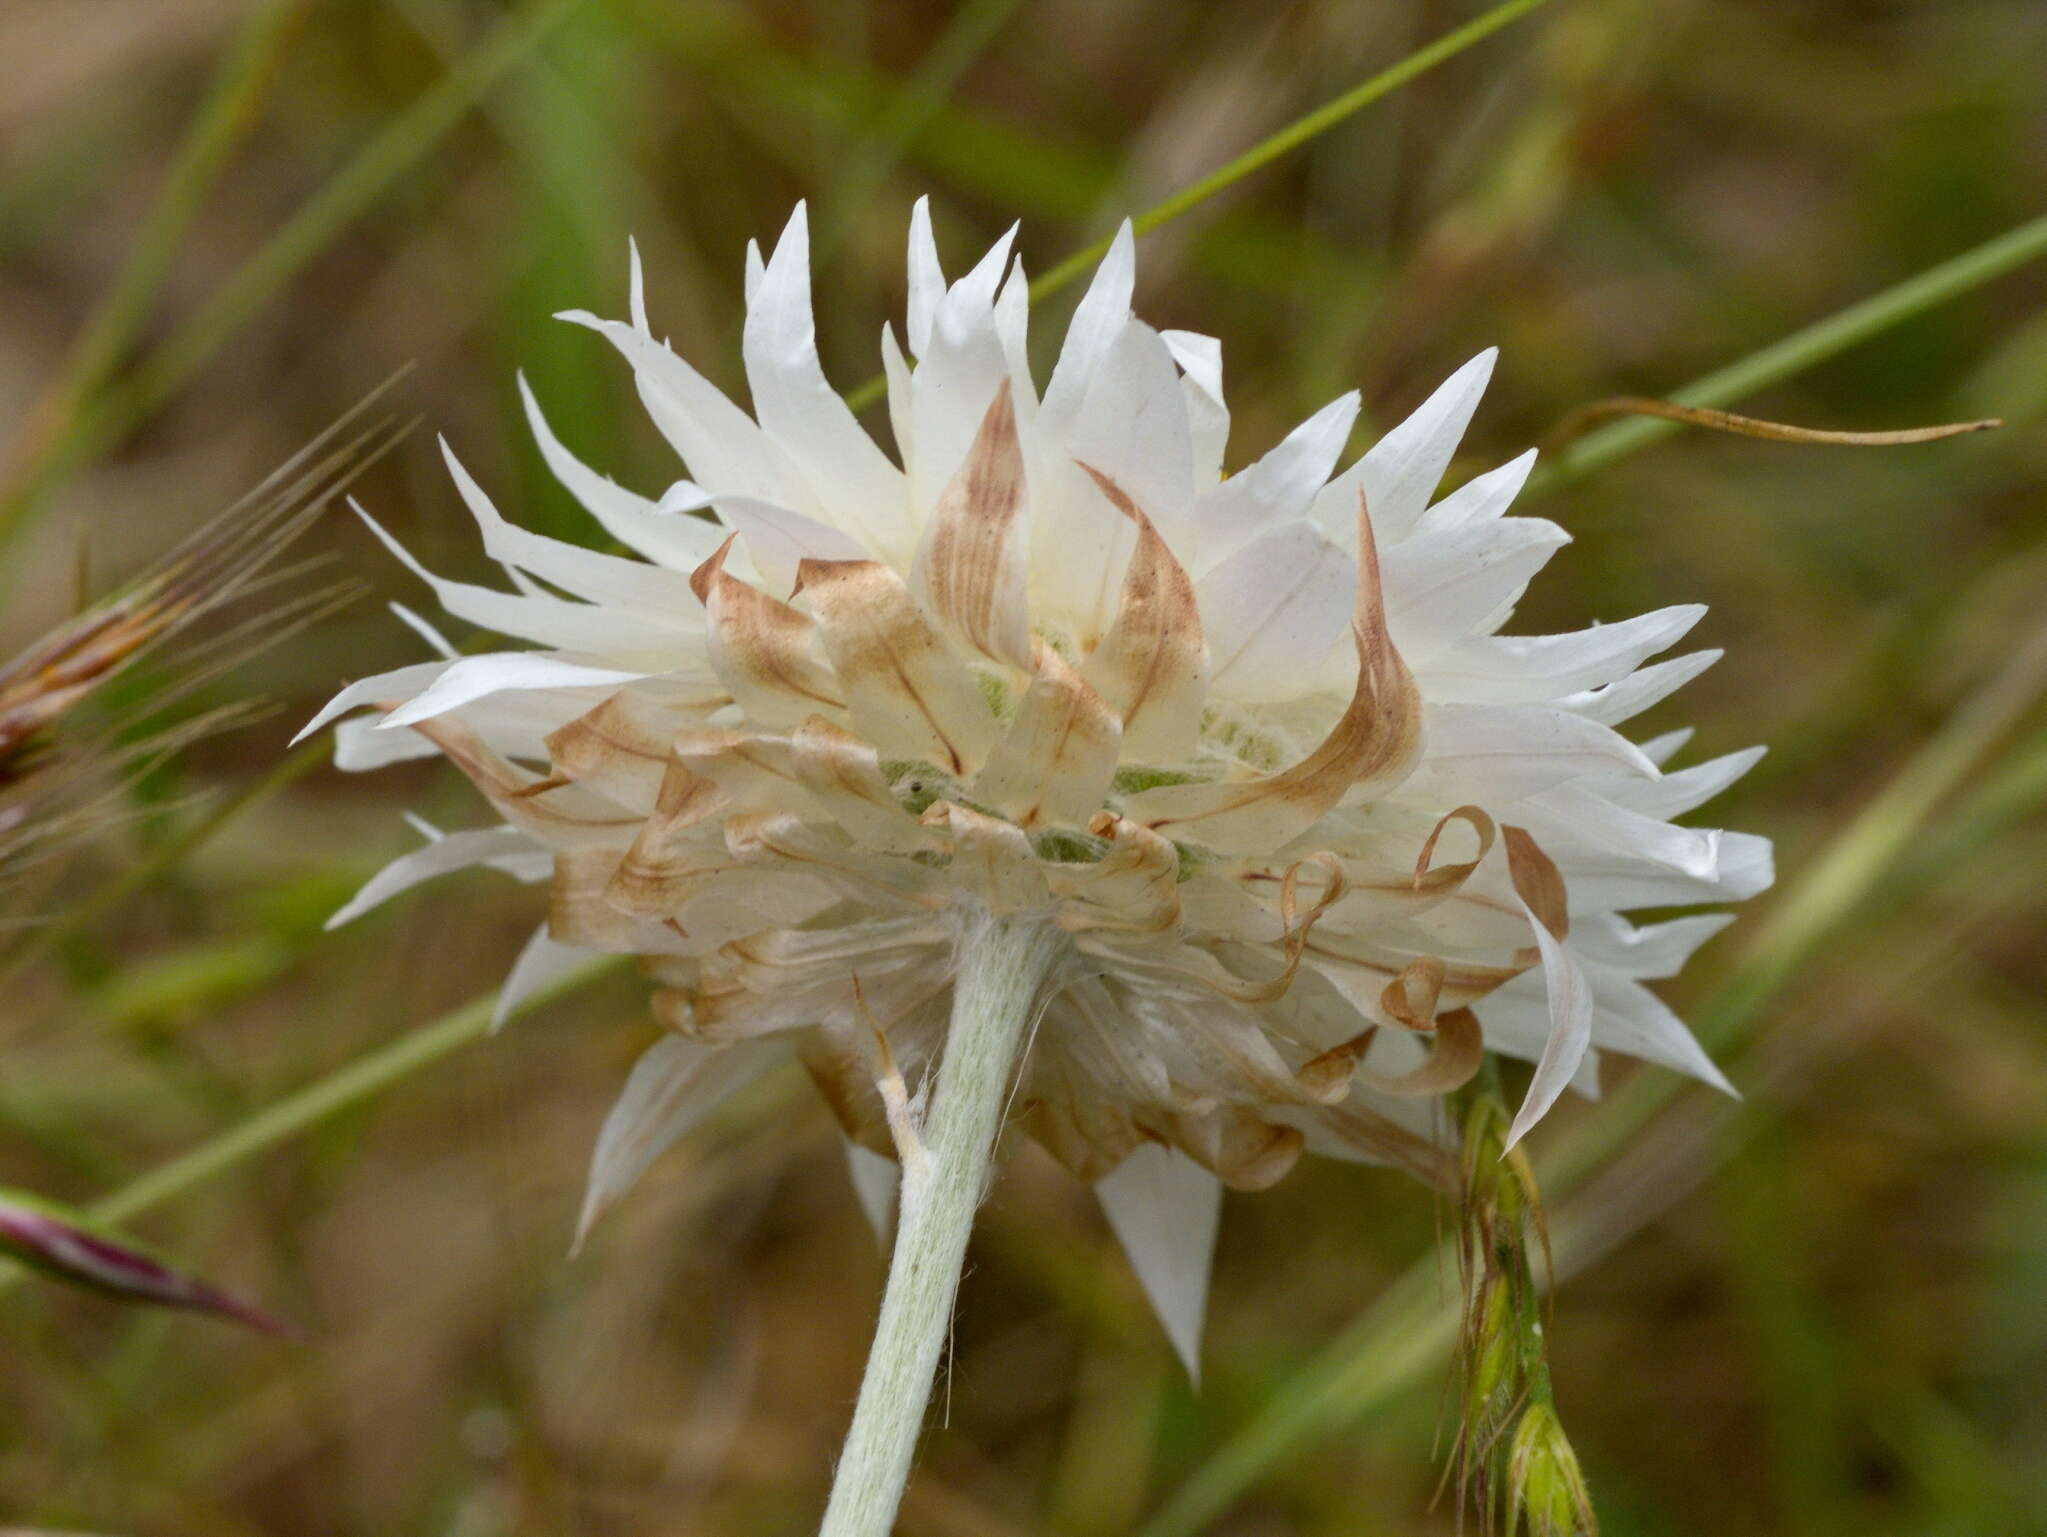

{"left": 2, "top": 0, "right": 2045, "bottom": 1532}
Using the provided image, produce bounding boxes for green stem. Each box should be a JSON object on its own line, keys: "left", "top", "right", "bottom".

{"left": 1028, "top": 0, "right": 1554, "bottom": 304}
{"left": 816, "top": 0, "right": 1025, "bottom": 260}
{"left": 818, "top": 910, "right": 1065, "bottom": 1537}
{"left": 841, "top": 0, "right": 1553, "bottom": 411}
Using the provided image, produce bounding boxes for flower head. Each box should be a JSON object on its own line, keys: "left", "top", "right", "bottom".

{"left": 312, "top": 201, "right": 1770, "bottom": 1370}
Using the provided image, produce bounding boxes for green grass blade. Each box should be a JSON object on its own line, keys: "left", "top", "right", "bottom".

{"left": 0, "top": 0, "right": 307, "bottom": 552}
{"left": 0, "top": 0, "right": 588, "bottom": 559}
{"left": 0, "top": 951, "right": 627, "bottom": 1306}
{"left": 817, "top": 0, "right": 1025, "bottom": 258}
{"left": 1026, "top": 0, "right": 1555, "bottom": 304}
{"left": 841, "top": 0, "right": 1555, "bottom": 410}
{"left": 92, "top": 952, "right": 624, "bottom": 1231}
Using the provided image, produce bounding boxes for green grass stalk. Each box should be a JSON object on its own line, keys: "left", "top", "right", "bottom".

{"left": 0, "top": 0, "right": 308, "bottom": 551}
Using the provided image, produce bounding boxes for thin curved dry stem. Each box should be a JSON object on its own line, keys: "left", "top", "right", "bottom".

{"left": 1532, "top": 210, "right": 2047, "bottom": 491}
{"left": 1542, "top": 395, "right": 2000, "bottom": 457}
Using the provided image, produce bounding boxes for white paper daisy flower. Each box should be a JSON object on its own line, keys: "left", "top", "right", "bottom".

{"left": 308, "top": 200, "right": 1771, "bottom": 1375}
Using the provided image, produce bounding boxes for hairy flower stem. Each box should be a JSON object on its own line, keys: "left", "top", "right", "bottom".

{"left": 819, "top": 909, "right": 1064, "bottom": 1537}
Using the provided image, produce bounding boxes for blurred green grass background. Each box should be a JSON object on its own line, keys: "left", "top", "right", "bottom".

{"left": 2, "top": 0, "right": 2045, "bottom": 1533}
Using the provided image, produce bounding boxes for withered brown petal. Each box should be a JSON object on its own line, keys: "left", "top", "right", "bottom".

{"left": 919, "top": 799, "right": 1052, "bottom": 913}
{"left": 1159, "top": 852, "right": 1347, "bottom": 1006}
{"left": 916, "top": 380, "right": 1034, "bottom": 668}
{"left": 546, "top": 689, "right": 680, "bottom": 811}
{"left": 406, "top": 714, "right": 639, "bottom": 846}
{"left": 605, "top": 755, "right": 728, "bottom": 915}
{"left": 1073, "top": 465, "right": 1209, "bottom": 762}
{"left": 553, "top": 847, "right": 697, "bottom": 953}
{"left": 1122, "top": 491, "right": 1421, "bottom": 855}
{"left": 789, "top": 714, "right": 940, "bottom": 853}
{"left": 793, "top": 557, "right": 998, "bottom": 775}
{"left": 1353, "top": 1007, "right": 1484, "bottom": 1098}
{"left": 1162, "top": 1106, "right": 1305, "bottom": 1192}
{"left": 1504, "top": 823, "right": 1570, "bottom": 941}
{"left": 724, "top": 809, "right": 947, "bottom": 912}
{"left": 1313, "top": 1100, "right": 1456, "bottom": 1189}
{"left": 973, "top": 642, "right": 1121, "bottom": 829}
{"left": 1050, "top": 811, "right": 1180, "bottom": 933}
{"left": 690, "top": 534, "right": 845, "bottom": 728}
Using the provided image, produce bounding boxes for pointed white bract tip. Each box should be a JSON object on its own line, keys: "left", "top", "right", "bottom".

{"left": 347, "top": 495, "right": 396, "bottom": 548}
{"left": 628, "top": 238, "right": 650, "bottom": 332}
{"left": 744, "top": 238, "right": 765, "bottom": 306}
{"left": 1700, "top": 1059, "right": 1740, "bottom": 1100}
{"left": 1448, "top": 345, "right": 1499, "bottom": 404}
{"left": 1096, "top": 1143, "right": 1220, "bottom": 1384}
{"left": 782, "top": 199, "right": 811, "bottom": 249}
{"left": 571, "top": 1166, "right": 615, "bottom": 1255}
{"left": 1642, "top": 725, "right": 1696, "bottom": 765}
{"left": 492, "top": 925, "right": 585, "bottom": 1036}
{"left": 655, "top": 480, "right": 712, "bottom": 515}
{"left": 389, "top": 602, "right": 457, "bottom": 659}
